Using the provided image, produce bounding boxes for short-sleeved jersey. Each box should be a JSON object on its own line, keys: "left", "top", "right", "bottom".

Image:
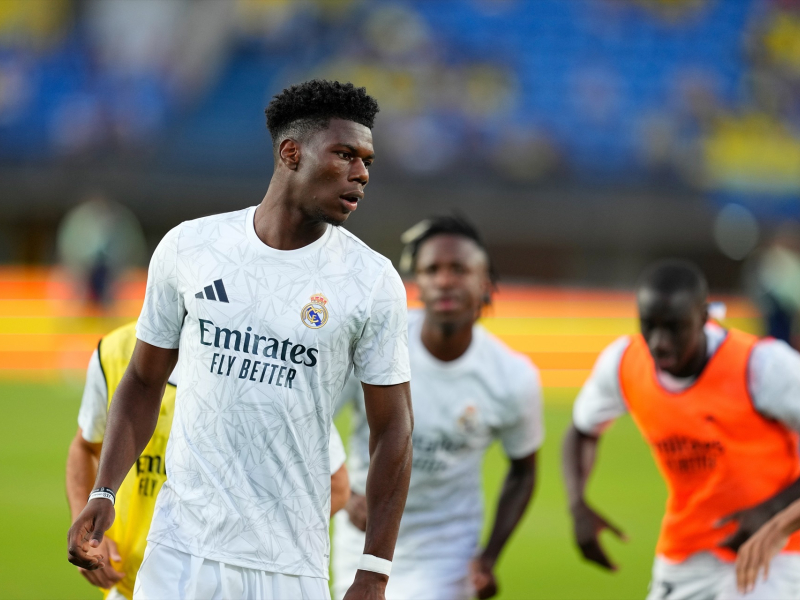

{"left": 136, "top": 206, "right": 410, "bottom": 579}
{"left": 573, "top": 323, "right": 800, "bottom": 436}
{"left": 339, "top": 310, "right": 543, "bottom": 562}
{"left": 77, "top": 333, "right": 346, "bottom": 599}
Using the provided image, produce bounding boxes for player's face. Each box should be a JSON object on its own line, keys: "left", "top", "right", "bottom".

{"left": 296, "top": 118, "right": 374, "bottom": 226}
{"left": 416, "top": 235, "right": 490, "bottom": 327}
{"left": 638, "top": 288, "right": 707, "bottom": 376}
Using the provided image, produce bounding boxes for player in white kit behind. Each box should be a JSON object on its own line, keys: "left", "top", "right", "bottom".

{"left": 333, "top": 216, "right": 545, "bottom": 600}
{"left": 67, "top": 80, "right": 414, "bottom": 600}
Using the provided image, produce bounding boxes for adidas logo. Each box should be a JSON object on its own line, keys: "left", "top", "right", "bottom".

{"left": 195, "top": 279, "right": 229, "bottom": 303}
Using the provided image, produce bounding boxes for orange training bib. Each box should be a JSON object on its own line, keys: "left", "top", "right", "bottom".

{"left": 619, "top": 328, "right": 800, "bottom": 562}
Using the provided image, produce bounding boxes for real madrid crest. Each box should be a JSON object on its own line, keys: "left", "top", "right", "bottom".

{"left": 301, "top": 293, "right": 329, "bottom": 329}
{"left": 457, "top": 405, "right": 479, "bottom": 434}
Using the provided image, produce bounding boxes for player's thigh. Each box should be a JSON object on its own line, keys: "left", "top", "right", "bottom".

{"left": 646, "top": 553, "right": 728, "bottom": 600}
{"left": 257, "top": 572, "right": 330, "bottom": 600}
{"left": 718, "top": 552, "right": 800, "bottom": 600}
{"left": 133, "top": 542, "right": 204, "bottom": 599}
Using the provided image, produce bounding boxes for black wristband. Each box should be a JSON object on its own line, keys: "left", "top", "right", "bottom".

{"left": 88, "top": 487, "right": 115, "bottom": 505}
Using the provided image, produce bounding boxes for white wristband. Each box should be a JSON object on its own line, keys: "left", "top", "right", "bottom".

{"left": 358, "top": 554, "right": 392, "bottom": 576}
{"left": 88, "top": 489, "right": 115, "bottom": 505}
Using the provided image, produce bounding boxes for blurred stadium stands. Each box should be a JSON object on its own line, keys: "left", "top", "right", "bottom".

{"left": 0, "top": 266, "right": 760, "bottom": 386}
{"left": 1, "top": 0, "right": 799, "bottom": 287}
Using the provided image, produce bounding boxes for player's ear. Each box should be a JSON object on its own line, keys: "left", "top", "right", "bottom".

{"left": 278, "top": 138, "right": 301, "bottom": 171}
{"left": 480, "top": 266, "right": 492, "bottom": 307}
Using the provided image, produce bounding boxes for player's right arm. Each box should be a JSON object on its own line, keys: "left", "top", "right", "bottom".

{"left": 67, "top": 349, "right": 108, "bottom": 522}
{"left": 67, "top": 341, "right": 178, "bottom": 570}
{"left": 562, "top": 338, "right": 630, "bottom": 571}
{"left": 68, "top": 225, "right": 184, "bottom": 571}
{"left": 66, "top": 349, "right": 127, "bottom": 587}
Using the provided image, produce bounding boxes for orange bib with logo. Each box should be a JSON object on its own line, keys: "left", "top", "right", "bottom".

{"left": 619, "top": 328, "right": 800, "bottom": 562}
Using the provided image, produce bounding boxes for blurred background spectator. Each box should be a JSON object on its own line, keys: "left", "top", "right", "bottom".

{"left": 750, "top": 221, "right": 800, "bottom": 347}
{"left": 56, "top": 193, "right": 145, "bottom": 306}
{"left": 0, "top": 0, "right": 799, "bottom": 293}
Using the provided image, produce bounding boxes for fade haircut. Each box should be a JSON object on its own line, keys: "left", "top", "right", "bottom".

{"left": 637, "top": 259, "right": 708, "bottom": 306}
{"left": 265, "top": 80, "right": 379, "bottom": 151}
{"left": 400, "top": 214, "right": 498, "bottom": 304}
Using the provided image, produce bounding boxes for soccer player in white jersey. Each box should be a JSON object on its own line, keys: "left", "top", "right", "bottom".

{"left": 333, "top": 216, "right": 544, "bottom": 600}
{"left": 67, "top": 80, "right": 414, "bottom": 600}
{"left": 66, "top": 322, "right": 350, "bottom": 599}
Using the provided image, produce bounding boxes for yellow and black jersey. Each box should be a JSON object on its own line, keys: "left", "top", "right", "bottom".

{"left": 97, "top": 322, "right": 176, "bottom": 600}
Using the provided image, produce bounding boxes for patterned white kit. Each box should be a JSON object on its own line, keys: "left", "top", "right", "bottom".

{"left": 136, "top": 206, "right": 410, "bottom": 581}
{"left": 333, "top": 311, "right": 544, "bottom": 599}
{"left": 573, "top": 323, "right": 800, "bottom": 598}
{"left": 645, "top": 552, "right": 800, "bottom": 600}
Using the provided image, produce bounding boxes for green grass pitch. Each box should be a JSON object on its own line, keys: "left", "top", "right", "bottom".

{"left": 0, "top": 382, "right": 665, "bottom": 599}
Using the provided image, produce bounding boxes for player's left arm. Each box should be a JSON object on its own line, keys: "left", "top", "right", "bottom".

{"left": 344, "top": 263, "right": 413, "bottom": 600}
{"left": 718, "top": 339, "right": 800, "bottom": 552}
{"left": 345, "top": 381, "right": 413, "bottom": 600}
{"left": 471, "top": 451, "right": 538, "bottom": 600}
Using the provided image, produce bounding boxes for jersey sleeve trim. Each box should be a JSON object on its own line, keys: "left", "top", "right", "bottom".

{"left": 134, "top": 333, "right": 182, "bottom": 350}
{"left": 96, "top": 337, "right": 108, "bottom": 401}
{"left": 617, "top": 336, "right": 632, "bottom": 411}
{"left": 572, "top": 336, "right": 630, "bottom": 436}
{"left": 77, "top": 349, "right": 109, "bottom": 444}
{"left": 504, "top": 437, "right": 543, "bottom": 460}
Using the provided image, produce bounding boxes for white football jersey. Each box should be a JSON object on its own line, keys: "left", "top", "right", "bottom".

{"left": 136, "top": 206, "right": 410, "bottom": 579}
{"left": 337, "top": 310, "right": 544, "bottom": 563}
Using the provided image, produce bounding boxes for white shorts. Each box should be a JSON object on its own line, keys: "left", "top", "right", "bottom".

{"left": 106, "top": 588, "right": 127, "bottom": 600}
{"left": 331, "top": 512, "right": 472, "bottom": 600}
{"left": 646, "top": 552, "right": 800, "bottom": 600}
{"left": 133, "top": 542, "right": 330, "bottom": 600}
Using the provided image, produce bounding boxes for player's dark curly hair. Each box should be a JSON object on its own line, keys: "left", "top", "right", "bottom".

{"left": 265, "top": 80, "right": 379, "bottom": 148}
{"left": 400, "top": 214, "right": 498, "bottom": 305}
{"left": 637, "top": 258, "right": 708, "bottom": 305}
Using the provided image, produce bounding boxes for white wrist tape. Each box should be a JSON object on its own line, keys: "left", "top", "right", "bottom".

{"left": 88, "top": 487, "right": 115, "bottom": 505}
{"left": 358, "top": 554, "right": 392, "bottom": 576}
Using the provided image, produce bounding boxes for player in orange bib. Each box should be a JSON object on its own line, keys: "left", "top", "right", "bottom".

{"left": 563, "top": 259, "right": 800, "bottom": 599}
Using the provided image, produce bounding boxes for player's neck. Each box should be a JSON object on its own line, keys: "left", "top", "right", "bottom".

{"left": 420, "top": 316, "right": 473, "bottom": 362}
{"left": 253, "top": 187, "right": 328, "bottom": 251}
{"left": 666, "top": 330, "right": 709, "bottom": 379}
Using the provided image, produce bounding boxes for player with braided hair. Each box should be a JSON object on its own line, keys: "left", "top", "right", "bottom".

{"left": 334, "top": 215, "right": 544, "bottom": 600}
{"left": 67, "top": 80, "right": 413, "bottom": 600}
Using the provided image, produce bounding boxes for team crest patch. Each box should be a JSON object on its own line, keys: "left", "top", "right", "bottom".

{"left": 301, "top": 293, "right": 329, "bottom": 329}
{"left": 457, "top": 405, "right": 479, "bottom": 434}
